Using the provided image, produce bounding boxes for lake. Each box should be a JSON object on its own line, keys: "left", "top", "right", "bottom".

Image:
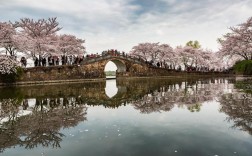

{"left": 0, "top": 77, "right": 252, "bottom": 156}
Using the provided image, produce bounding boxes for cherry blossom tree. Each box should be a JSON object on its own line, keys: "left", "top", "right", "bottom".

{"left": 130, "top": 40, "right": 224, "bottom": 71}
{"left": 14, "top": 17, "right": 62, "bottom": 60}
{"left": 174, "top": 39, "right": 224, "bottom": 71}
{"left": 130, "top": 42, "right": 159, "bottom": 61}
{"left": 181, "top": 41, "right": 221, "bottom": 70}
{"left": 157, "top": 44, "right": 173, "bottom": 61}
{"left": 175, "top": 46, "right": 198, "bottom": 69}
{"left": 174, "top": 45, "right": 223, "bottom": 71}
{"left": 183, "top": 40, "right": 204, "bottom": 68}
{"left": 195, "top": 49, "right": 221, "bottom": 71}
{"left": 199, "top": 50, "right": 214, "bottom": 69}
{"left": 57, "top": 34, "right": 85, "bottom": 56}
{"left": 219, "top": 16, "right": 252, "bottom": 61}
{"left": 156, "top": 43, "right": 175, "bottom": 68}
{"left": 0, "top": 22, "right": 20, "bottom": 57}
{"left": 0, "top": 55, "right": 19, "bottom": 74}
{"left": 130, "top": 42, "right": 176, "bottom": 67}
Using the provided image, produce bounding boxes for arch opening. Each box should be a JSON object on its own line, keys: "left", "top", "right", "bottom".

{"left": 104, "top": 60, "right": 126, "bottom": 79}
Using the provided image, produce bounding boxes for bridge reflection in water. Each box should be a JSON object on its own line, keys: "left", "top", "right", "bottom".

{"left": 0, "top": 77, "right": 252, "bottom": 155}
{"left": 105, "top": 80, "right": 118, "bottom": 98}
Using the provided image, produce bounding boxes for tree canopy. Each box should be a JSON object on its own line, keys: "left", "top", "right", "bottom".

{"left": 0, "top": 17, "right": 86, "bottom": 74}
{"left": 186, "top": 40, "right": 201, "bottom": 49}
{"left": 219, "top": 17, "right": 252, "bottom": 61}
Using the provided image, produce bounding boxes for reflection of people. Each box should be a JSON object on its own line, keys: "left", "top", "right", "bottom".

{"left": 63, "top": 97, "right": 68, "bottom": 106}
{"left": 35, "top": 98, "right": 40, "bottom": 106}
{"left": 49, "top": 98, "right": 56, "bottom": 108}
{"left": 42, "top": 99, "right": 47, "bottom": 105}
{"left": 22, "top": 99, "right": 28, "bottom": 110}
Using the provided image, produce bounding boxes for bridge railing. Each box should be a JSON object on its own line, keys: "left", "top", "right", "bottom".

{"left": 81, "top": 53, "right": 147, "bottom": 66}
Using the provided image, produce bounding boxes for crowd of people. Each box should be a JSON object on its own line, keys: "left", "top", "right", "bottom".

{"left": 19, "top": 50, "right": 226, "bottom": 72}
{"left": 20, "top": 55, "right": 85, "bottom": 67}
{"left": 34, "top": 55, "right": 85, "bottom": 67}
{"left": 84, "top": 49, "right": 127, "bottom": 58}
{"left": 19, "top": 49, "right": 127, "bottom": 67}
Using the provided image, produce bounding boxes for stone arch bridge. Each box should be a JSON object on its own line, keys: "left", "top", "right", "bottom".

{"left": 14, "top": 53, "right": 226, "bottom": 83}
{"left": 18, "top": 53, "right": 174, "bottom": 82}
{"left": 80, "top": 53, "right": 151, "bottom": 77}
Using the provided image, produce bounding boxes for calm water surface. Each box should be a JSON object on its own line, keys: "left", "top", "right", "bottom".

{"left": 0, "top": 77, "right": 252, "bottom": 156}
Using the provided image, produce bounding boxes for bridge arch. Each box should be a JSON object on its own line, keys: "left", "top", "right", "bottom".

{"left": 108, "top": 59, "right": 126, "bottom": 72}
{"left": 80, "top": 54, "right": 150, "bottom": 78}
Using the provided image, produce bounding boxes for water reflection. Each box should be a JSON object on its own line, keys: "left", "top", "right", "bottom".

{"left": 131, "top": 78, "right": 230, "bottom": 114}
{"left": 0, "top": 77, "right": 252, "bottom": 154}
{"left": 219, "top": 78, "right": 252, "bottom": 135}
{"left": 0, "top": 97, "right": 87, "bottom": 153}
{"left": 105, "top": 80, "right": 118, "bottom": 98}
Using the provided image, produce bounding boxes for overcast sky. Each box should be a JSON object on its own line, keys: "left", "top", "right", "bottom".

{"left": 1, "top": 0, "right": 252, "bottom": 53}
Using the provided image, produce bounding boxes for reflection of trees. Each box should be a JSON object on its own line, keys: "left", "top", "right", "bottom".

{"left": 132, "top": 78, "right": 229, "bottom": 114}
{"left": 219, "top": 92, "right": 252, "bottom": 135}
{"left": 0, "top": 98, "right": 22, "bottom": 123}
{"left": 234, "top": 78, "right": 252, "bottom": 94}
{"left": 0, "top": 78, "right": 231, "bottom": 110}
{"left": 0, "top": 77, "right": 238, "bottom": 153}
{"left": 0, "top": 97, "right": 87, "bottom": 153}
{"left": 0, "top": 78, "right": 232, "bottom": 116}
{"left": 187, "top": 103, "right": 202, "bottom": 112}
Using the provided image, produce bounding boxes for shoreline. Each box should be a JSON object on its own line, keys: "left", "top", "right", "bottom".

{"left": 0, "top": 74, "right": 240, "bottom": 87}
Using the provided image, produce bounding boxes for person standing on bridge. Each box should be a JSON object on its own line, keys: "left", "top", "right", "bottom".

{"left": 42, "top": 57, "right": 46, "bottom": 66}
{"left": 34, "top": 57, "right": 39, "bottom": 67}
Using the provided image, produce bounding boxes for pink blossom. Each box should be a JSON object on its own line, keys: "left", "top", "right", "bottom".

{"left": 219, "top": 17, "right": 252, "bottom": 62}
{"left": 0, "top": 55, "right": 19, "bottom": 74}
